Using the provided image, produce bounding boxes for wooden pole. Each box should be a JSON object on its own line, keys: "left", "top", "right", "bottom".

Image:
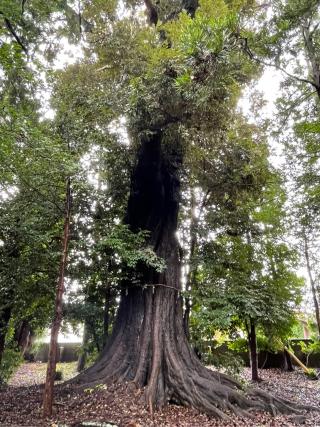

{"left": 283, "top": 346, "right": 312, "bottom": 375}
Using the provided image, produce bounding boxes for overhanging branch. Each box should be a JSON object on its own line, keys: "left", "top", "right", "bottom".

{"left": 0, "top": 14, "right": 28, "bottom": 54}
{"left": 242, "top": 38, "right": 318, "bottom": 91}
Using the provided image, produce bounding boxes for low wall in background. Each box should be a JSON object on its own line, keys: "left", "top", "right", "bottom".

{"left": 31, "top": 339, "right": 320, "bottom": 368}
{"left": 33, "top": 342, "right": 81, "bottom": 363}
{"left": 197, "top": 339, "right": 320, "bottom": 369}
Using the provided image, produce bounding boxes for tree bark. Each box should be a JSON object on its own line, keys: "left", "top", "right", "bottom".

{"left": 14, "top": 320, "right": 32, "bottom": 356}
{"left": 183, "top": 187, "right": 198, "bottom": 339}
{"left": 0, "top": 306, "right": 12, "bottom": 370}
{"left": 43, "top": 178, "right": 71, "bottom": 417}
{"left": 77, "top": 322, "right": 89, "bottom": 372}
{"left": 103, "top": 286, "right": 111, "bottom": 347}
{"left": 301, "top": 23, "right": 320, "bottom": 100}
{"left": 283, "top": 348, "right": 294, "bottom": 372}
{"left": 303, "top": 234, "right": 320, "bottom": 337}
{"left": 248, "top": 319, "right": 259, "bottom": 382}
{"left": 71, "top": 130, "right": 308, "bottom": 419}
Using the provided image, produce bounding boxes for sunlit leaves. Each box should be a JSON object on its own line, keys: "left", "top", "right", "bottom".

{"left": 99, "top": 224, "right": 166, "bottom": 272}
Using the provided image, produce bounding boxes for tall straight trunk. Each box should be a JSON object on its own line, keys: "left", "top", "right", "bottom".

{"left": 245, "top": 235, "right": 259, "bottom": 381}
{"left": 14, "top": 320, "right": 32, "bottom": 356}
{"left": 0, "top": 306, "right": 12, "bottom": 370}
{"left": 283, "top": 348, "right": 294, "bottom": 372}
{"left": 303, "top": 235, "right": 320, "bottom": 337}
{"left": 183, "top": 187, "right": 197, "bottom": 338}
{"left": 248, "top": 319, "right": 259, "bottom": 382}
{"left": 301, "top": 24, "right": 320, "bottom": 101}
{"left": 43, "top": 178, "right": 71, "bottom": 417}
{"left": 77, "top": 322, "right": 89, "bottom": 372}
{"left": 103, "top": 286, "right": 111, "bottom": 347}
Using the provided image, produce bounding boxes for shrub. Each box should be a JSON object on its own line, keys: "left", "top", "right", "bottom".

{"left": 0, "top": 347, "right": 23, "bottom": 384}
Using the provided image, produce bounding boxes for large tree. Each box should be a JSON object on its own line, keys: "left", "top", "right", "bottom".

{"left": 70, "top": 0, "right": 308, "bottom": 418}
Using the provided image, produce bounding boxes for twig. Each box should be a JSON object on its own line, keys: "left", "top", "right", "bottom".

{"left": 242, "top": 38, "right": 317, "bottom": 90}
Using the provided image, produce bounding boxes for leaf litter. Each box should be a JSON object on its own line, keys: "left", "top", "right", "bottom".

{"left": 0, "top": 364, "right": 319, "bottom": 426}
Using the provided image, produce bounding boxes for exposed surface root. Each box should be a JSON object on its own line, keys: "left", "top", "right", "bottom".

{"left": 71, "top": 287, "right": 318, "bottom": 420}
{"left": 3, "top": 363, "right": 320, "bottom": 426}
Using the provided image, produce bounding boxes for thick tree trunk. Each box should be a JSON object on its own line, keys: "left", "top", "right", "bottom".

{"left": 248, "top": 319, "right": 259, "bottom": 382}
{"left": 43, "top": 178, "right": 71, "bottom": 417}
{"left": 72, "top": 130, "right": 308, "bottom": 419}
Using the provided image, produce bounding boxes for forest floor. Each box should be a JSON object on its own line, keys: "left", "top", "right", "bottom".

{"left": 0, "top": 363, "right": 320, "bottom": 426}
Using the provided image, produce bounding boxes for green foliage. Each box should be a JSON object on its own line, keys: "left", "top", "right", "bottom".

{"left": 189, "top": 169, "right": 303, "bottom": 347}
{"left": 228, "top": 334, "right": 285, "bottom": 354}
{"left": 305, "top": 368, "right": 318, "bottom": 380}
{"left": 100, "top": 225, "right": 166, "bottom": 273}
{"left": 206, "top": 347, "right": 244, "bottom": 379}
{"left": 0, "top": 347, "right": 22, "bottom": 384}
{"left": 298, "top": 339, "right": 320, "bottom": 356}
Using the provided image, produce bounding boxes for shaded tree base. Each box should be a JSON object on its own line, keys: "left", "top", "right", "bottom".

{"left": 72, "top": 287, "right": 317, "bottom": 421}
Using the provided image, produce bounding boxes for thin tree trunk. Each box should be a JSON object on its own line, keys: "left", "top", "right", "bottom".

{"left": 244, "top": 235, "right": 259, "bottom": 382}
{"left": 248, "top": 319, "right": 259, "bottom": 382}
{"left": 301, "top": 24, "right": 320, "bottom": 100}
{"left": 183, "top": 187, "right": 197, "bottom": 339}
{"left": 303, "top": 235, "right": 320, "bottom": 337}
{"left": 0, "top": 306, "right": 12, "bottom": 370}
{"left": 77, "top": 322, "right": 89, "bottom": 372}
{"left": 283, "top": 348, "right": 294, "bottom": 372}
{"left": 43, "top": 178, "right": 71, "bottom": 417}
{"left": 14, "top": 320, "right": 32, "bottom": 356}
{"left": 103, "top": 287, "right": 111, "bottom": 347}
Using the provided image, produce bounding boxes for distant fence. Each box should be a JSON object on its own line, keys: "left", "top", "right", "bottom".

{"left": 31, "top": 339, "right": 320, "bottom": 367}
{"left": 32, "top": 343, "right": 81, "bottom": 363}
{"left": 196, "top": 339, "right": 320, "bottom": 369}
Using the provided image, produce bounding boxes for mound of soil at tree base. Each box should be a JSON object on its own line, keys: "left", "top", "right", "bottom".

{"left": 0, "top": 365, "right": 320, "bottom": 426}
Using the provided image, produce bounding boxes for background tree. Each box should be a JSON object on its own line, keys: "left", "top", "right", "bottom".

{"left": 189, "top": 141, "right": 303, "bottom": 381}
{"left": 0, "top": 0, "right": 90, "bottom": 379}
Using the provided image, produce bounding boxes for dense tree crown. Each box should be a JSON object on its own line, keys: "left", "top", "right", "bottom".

{"left": 0, "top": 0, "right": 320, "bottom": 421}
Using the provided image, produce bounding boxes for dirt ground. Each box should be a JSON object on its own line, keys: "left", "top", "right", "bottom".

{"left": 0, "top": 363, "right": 320, "bottom": 426}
